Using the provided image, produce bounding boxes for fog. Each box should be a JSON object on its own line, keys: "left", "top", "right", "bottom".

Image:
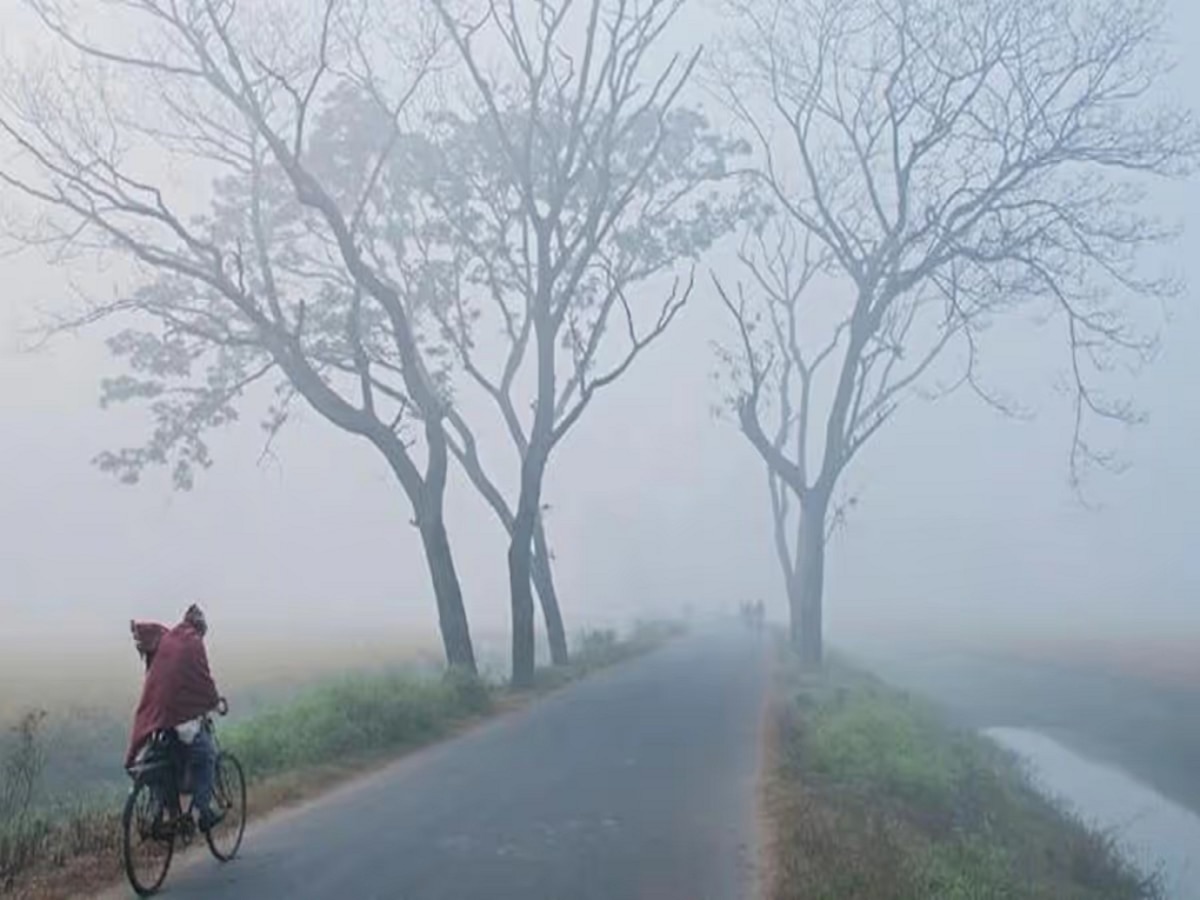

{"left": 0, "top": 0, "right": 1196, "bottom": 667}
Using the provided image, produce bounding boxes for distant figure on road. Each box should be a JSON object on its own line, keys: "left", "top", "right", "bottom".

{"left": 738, "top": 600, "right": 765, "bottom": 633}
{"left": 127, "top": 603, "right": 226, "bottom": 832}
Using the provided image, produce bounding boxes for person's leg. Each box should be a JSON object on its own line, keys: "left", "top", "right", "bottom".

{"left": 188, "top": 727, "right": 221, "bottom": 829}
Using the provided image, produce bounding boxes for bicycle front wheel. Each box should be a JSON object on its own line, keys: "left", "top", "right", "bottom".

{"left": 205, "top": 751, "right": 247, "bottom": 861}
{"left": 122, "top": 778, "right": 175, "bottom": 897}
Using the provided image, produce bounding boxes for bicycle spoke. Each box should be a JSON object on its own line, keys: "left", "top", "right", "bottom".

{"left": 205, "top": 753, "right": 246, "bottom": 862}
{"left": 123, "top": 779, "right": 175, "bottom": 896}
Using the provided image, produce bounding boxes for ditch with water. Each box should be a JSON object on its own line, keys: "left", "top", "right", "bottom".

{"left": 987, "top": 727, "right": 1200, "bottom": 899}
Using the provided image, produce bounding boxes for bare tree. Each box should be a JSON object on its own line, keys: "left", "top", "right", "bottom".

{"left": 431, "top": 0, "right": 744, "bottom": 685}
{"left": 714, "top": 0, "right": 1197, "bottom": 665}
{"left": 0, "top": 0, "right": 479, "bottom": 670}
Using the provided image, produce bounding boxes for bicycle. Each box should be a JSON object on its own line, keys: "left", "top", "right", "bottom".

{"left": 121, "top": 699, "right": 247, "bottom": 897}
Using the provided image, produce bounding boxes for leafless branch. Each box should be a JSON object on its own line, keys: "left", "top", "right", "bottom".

{"left": 714, "top": 0, "right": 1196, "bottom": 530}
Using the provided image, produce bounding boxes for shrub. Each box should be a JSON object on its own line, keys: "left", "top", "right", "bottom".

{"left": 571, "top": 628, "right": 625, "bottom": 672}
{"left": 0, "top": 710, "right": 50, "bottom": 888}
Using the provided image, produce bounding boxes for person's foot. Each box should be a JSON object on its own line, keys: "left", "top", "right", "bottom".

{"left": 198, "top": 807, "right": 225, "bottom": 833}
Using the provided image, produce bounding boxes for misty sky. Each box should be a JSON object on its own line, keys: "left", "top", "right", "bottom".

{"left": 0, "top": 0, "right": 1196, "bottom": 657}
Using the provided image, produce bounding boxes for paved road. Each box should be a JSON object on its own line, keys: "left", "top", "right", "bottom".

{"left": 118, "top": 631, "right": 769, "bottom": 900}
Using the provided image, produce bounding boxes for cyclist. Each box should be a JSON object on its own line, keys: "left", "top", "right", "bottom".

{"left": 126, "top": 604, "right": 225, "bottom": 832}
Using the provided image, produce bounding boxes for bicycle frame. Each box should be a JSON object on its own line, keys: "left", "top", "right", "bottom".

{"left": 126, "top": 717, "right": 221, "bottom": 841}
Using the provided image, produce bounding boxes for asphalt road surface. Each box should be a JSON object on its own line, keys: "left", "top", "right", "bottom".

{"left": 111, "top": 630, "right": 770, "bottom": 900}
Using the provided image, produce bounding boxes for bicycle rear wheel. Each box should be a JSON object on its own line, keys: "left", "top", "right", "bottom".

{"left": 122, "top": 779, "right": 175, "bottom": 896}
{"left": 205, "top": 751, "right": 247, "bottom": 861}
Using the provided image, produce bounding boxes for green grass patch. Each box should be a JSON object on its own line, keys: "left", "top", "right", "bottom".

{"left": 804, "top": 686, "right": 967, "bottom": 810}
{"left": 223, "top": 667, "right": 493, "bottom": 779}
{"left": 769, "top": 654, "right": 1160, "bottom": 900}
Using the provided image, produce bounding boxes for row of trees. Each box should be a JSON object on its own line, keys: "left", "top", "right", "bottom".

{"left": 1, "top": 0, "right": 1193, "bottom": 673}
{"left": 0, "top": 0, "right": 741, "bottom": 685}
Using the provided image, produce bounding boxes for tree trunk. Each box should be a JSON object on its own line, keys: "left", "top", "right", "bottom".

{"left": 508, "top": 514, "right": 538, "bottom": 688}
{"left": 792, "top": 498, "right": 828, "bottom": 668}
{"left": 418, "top": 516, "right": 477, "bottom": 672}
{"left": 786, "top": 569, "right": 802, "bottom": 647}
{"left": 532, "top": 518, "right": 569, "bottom": 665}
{"left": 376, "top": 433, "right": 476, "bottom": 674}
{"left": 444, "top": 428, "right": 570, "bottom": 666}
{"left": 508, "top": 450, "right": 546, "bottom": 687}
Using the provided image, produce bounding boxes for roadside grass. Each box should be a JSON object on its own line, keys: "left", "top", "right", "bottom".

{"left": 224, "top": 666, "right": 493, "bottom": 780}
{"left": 767, "top": 652, "right": 1161, "bottom": 900}
{"left": 0, "top": 620, "right": 681, "bottom": 899}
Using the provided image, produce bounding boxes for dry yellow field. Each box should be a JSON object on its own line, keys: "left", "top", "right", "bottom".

{"left": 1008, "top": 633, "right": 1200, "bottom": 689}
{"left": 0, "top": 626, "right": 456, "bottom": 722}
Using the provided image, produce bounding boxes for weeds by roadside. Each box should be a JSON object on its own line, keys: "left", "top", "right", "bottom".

{"left": 1, "top": 711, "right": 51, "bottom": 891}
{"left": 225, "top": 667, "right": 493, "bottom": 779}
{"left": 767, "top": 654, "right": 1160, "bottom": 900}
{"left": 575, "top": 620, "right": 683, "bottom": 670}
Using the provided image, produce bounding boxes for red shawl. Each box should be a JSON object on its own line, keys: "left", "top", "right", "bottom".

{"left": 126, "top": 621, "right": 220, "bottom": 767}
